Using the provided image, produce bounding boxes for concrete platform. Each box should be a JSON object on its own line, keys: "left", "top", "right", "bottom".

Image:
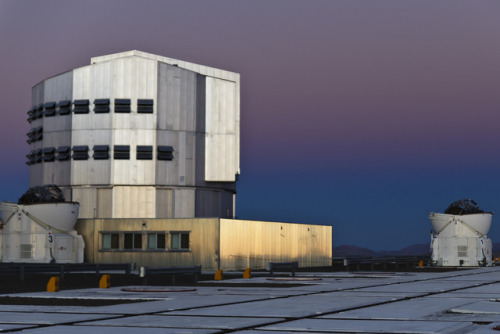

{"left": 1, "top": 267, "right": 500, "bottom": 333}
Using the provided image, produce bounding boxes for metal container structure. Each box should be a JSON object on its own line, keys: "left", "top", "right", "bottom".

{"left": 75, "top": 218, "right": 332, "bottom": 270}
{"left": 27, "top": 50, "right": 240, "bottom": 220}
{"left": 0, "top": 201, "right": 84, "bottom": 263}
{"left": 429, "top": 200, "right": 493, "bottom": 267}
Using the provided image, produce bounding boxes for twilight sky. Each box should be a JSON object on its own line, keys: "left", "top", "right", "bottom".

{"left": 1, "top": 0, "right": 500, "bottom": 250}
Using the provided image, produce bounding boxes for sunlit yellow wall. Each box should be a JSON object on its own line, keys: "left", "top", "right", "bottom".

{"left": 219, "top": 219, "right": 332, "bottom": 270}
{"left": 76, "top": 218, "right": 220, "bottom": 269}
{"left": 76, "top": 218, "right": 332, "bottom": 271}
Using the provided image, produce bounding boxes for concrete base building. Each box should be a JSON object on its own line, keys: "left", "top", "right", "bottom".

{"left": 19, "top": 50, "right": 333, "bottom": 269}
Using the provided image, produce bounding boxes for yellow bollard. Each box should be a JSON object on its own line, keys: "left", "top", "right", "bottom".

{"left": 99, "top": 274, "right": 111, "bottom": 288}
{"left": 243, "top": 267, "right": 251, "bottom": 279}
{"left": 47, "top": 277, "right": 60, "bottom": 292}
{"left": 418, "top": 260, "right": 424, "bottom": 268}
{"left": 214, "top": 269, "right": 223, "bottom": 281}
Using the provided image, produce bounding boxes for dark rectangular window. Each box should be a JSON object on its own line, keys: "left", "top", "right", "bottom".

{"left": 94, "top": 99, "right": 110, "bottom": 113}
{"left": 43, "top": 102, "right": 56, "bottom": 117}
{"left": 34, "top": 127, "right": 43, "bottom": 142}
{"left": 72, "top": 145, "right": 89, "bottom": 160}
{"left": 137, "top": 99, "right": 154, "bottom": 113}
{"left": 56, "top": 146, "right": 71, "bottom": 161}
{"left": 26, "top": 151, "right": 35, "bottom": 165}
{"left": 27, "top": 107, "right": 36, "bottom": 123}
{"left": 137, "top": 145, "right": 153, "bottom": 160}
{"left": 124, "top": 233, "right": 142, "bottom": 250}
{"left": 115, "top": 99, "right": 131, "bottom": 113}
{"left": 114, "top": 145, "right": 130, "bottom": 160}
{"left": 35, "top": 104, "right": 43, "bottom": 119}
{"left": 157, "top": 146, "right": 174, "bottom": 161}
{"left": 42, "top": 147, "right": 55, "bottom": 162}
{"left": 147, "top": 233, "right": 166, "bottom": 249}
{"left": 33, "top": 149, "right": 42, "bottom": 164}
{"left": 57, "top": 100, "right": 72, "bottom": 115}
{"left": 73, "top": 100, "right": 89, "bottom": 114}
{"left": 102, "top": 233, "right": 119, "bottom": 250}
{"left": 26, "top": 128, "right": 35, "bottom": 144}
{"left": 93, "top": 145, "right": 110, "bottom": 160}
{"left": 170, "top": 232, "right": 190, "bottom": 250}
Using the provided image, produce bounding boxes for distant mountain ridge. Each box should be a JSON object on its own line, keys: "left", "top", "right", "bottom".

{"left": 334, "top": 243, "right": 500, "bottom": 257}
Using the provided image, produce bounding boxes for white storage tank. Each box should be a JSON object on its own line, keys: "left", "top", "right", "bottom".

{"left": 429, "top": 199, "right": 493, "bottom": 267}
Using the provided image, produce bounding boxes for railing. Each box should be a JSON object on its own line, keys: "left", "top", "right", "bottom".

{"left": 0, "top": 263, "right": 132, "bottom": 280}
{"left": 267, "top": 261, "right": 299, "bottom": 276}
{"left": 140, "top": 265, "right": 202, "bottom": 285}
{"left": 332, "top": 256, "right": 429, "bottom": 272}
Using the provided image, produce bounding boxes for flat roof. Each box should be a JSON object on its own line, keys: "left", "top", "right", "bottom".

{"left": 2, "top": 266, "right": 500, "bottom": 332}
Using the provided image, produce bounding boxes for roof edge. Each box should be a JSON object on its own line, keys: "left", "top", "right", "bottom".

{"left": 90, "top": 50, "right": 240, "bottom": 82}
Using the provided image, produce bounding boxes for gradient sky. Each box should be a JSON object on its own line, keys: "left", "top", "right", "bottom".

{"left": 1, "top": 0, "right": 500, "bottom": 250}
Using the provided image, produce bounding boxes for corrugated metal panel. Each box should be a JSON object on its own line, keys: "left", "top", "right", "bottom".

{"left": 75, "top": 218, "right": 330, "bottom": 271}
{"left": 113, "top": 186, "right": 155, "bottom": 218}
{"left": 157, "top": 63, "right": 198, "bottom": 131}
{"left": 219, "top": 219, "right": 332, "bottom": 270}
{"left": 31, "top": 82, "right": 44, "bottom": 108}
{"left": 91, "top": 50, "right": 239, "bottom": 82}
{"left": 96, "top": 188, "right": 112, "bottom": 218}
{"left": 72, "top": 187, "right": 97, "bottom": 218}
{"left": 112, "top": 129, "right": 155, "bottom": 185}
{"left": 155, "top": 130, "right": 179, "bottom": 186}
{"left": 43, "top": 70, "right": 73, "bottom": 102}
{"left": 195, "top": 189, "right": 221, "bottom": 217}
{"left": 205, "top": 77, "right": 238, "bottom": 182}
{"left": 70, "top": 129, "right": 112, "bottom": 185}
{"left": 173, "top": 188, "right": 195, "bottom": 218}
{"left": 156, "top": 188, "right": 173, "bottom": 218}
{"left": 76, "top": 218, "right": 220, "bottom": 269}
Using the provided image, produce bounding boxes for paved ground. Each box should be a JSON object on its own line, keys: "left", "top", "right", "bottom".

{"left": 1, "top": 267, "right": 500, "bottom": 333}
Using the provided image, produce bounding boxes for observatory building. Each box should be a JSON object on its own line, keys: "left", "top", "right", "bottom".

{"left": 429, "top": 199, "right": 493, "bottom": 267}
{"left": 27, "top": 50, "right": 239, "bottom": 220}
{"left": 2, "top": 51, "right": 332, "bottom": 269}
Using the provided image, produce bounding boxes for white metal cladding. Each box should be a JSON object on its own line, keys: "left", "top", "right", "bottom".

{"left": 113, "top": 186, "right": 155, "bottom": 218}
{"left": 91, "top": 50, "right": 239, "bottom": 82}
{"left": 28, "top": 50, "right": 239, "bottom": 220}
{"left": 157, "top": 63, "right": 198, "bottom": 131}
{"left": 219, "top": 219, "right": 333, "bottom": 270}
{"left": 156, "top": 188, "right": 173, "bottom": 218}
{"left": 205, "top": 77, "right": 239, "bottom": 181}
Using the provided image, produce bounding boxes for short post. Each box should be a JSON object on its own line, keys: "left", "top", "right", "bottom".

{"left": 99, "top": 274, "right": 111, "bottom": 288}
{"left": 243, "top": 267, "right": 251, "bottom": 279}
{"left": 47, "top": 277, "right": 60, "bottom": 292}
{"left": 140, "top": 267, "right": 147, "bottom": 285}
{"left": 214, "top": 269, "right": 223, "bottom": 281}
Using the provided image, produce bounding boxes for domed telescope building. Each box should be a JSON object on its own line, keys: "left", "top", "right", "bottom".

{"left": 429, "top": 199, "right": 493, "bottom": 267}
{"left": 0, "top": 51, "right": 332, "bottom": 269}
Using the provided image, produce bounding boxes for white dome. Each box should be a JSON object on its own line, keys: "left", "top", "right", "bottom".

{"left": 0, "top": 202, "right": 79, "bottom": 232}
{"left": 429, "top": 212, "right": 492, "bottom": 236}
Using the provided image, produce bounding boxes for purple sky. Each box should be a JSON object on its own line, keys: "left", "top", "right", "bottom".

{"left": 1, "top": 0, "right": 500, "bottom": 250}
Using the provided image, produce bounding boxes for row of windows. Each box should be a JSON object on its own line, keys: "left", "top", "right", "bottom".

{"left": 101, "top": 231, "right": 190, "bottom": 251}
{"left": 26, "top": 145, "right": 174, "bottom": 165}
{"left": 27, "top": 99, "right": 154, "bottom": 122}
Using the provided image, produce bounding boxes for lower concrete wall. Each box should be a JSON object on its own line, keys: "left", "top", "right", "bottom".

{"left": 219, "top": 219, "right": 332, "bottom": 270}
